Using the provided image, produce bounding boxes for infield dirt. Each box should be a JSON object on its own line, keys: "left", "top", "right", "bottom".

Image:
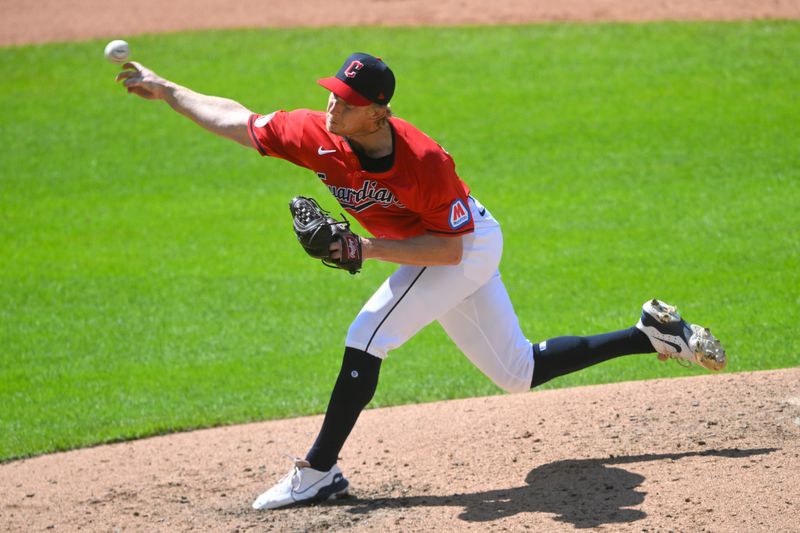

{"left": 3, "top": 369, "right": 799, "bottom": 532}
{"left": 1, "top": 0, "right": 800, "bottom": 45}
{"left": 1, "top": 1, "right": 798, "bottom": 532}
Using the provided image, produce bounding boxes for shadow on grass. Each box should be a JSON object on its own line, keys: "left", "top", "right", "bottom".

{"left": 343, "top": 448, "right": 777, "bottom": 529}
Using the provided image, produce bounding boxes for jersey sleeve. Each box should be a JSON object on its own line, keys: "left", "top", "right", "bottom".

{"left": 415, "top": 150, "right": 474, "bottom": 237}
{"left": 247, "top": 109, "right": 311, "bottom": 168}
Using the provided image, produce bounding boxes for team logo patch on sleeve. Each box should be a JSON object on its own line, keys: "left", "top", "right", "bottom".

{"left": 448, "top": 199, "right": 471, "bottom": 229}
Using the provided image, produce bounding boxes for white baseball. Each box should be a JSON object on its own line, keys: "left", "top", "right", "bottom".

{"left": 104, "top": 40, "right": 130, "bottom": 64}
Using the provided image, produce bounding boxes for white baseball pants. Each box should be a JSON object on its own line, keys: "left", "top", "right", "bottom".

{"left": 345, "top": 197, "right": 534, "bottom": 393}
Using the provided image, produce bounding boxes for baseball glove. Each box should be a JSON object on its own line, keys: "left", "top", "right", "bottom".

{"left": 289, "top": 196, "right": 362, "bottom": 275}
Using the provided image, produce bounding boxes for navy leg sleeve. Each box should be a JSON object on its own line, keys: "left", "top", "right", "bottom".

{"left": 531, "top": 327, "right": 653, "bottom": 388}
{"left": 305, "top": 347, "right": 381, "bottom": 471}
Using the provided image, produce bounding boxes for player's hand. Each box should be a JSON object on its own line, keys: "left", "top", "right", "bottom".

{"left": 329, "top": 240, "right": 342, "bottom": 261}
{"left": 115, "top": 62, "right": 169, "bottom": 100}
{"left": 329, "top": 237, "right": 369, "bottom": 261}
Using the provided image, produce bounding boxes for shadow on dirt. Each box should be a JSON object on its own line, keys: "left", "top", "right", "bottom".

{"left": 344, "top": 448, "right": 777, "bottom": 528}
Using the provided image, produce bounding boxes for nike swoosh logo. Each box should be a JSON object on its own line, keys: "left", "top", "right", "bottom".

{"left": 651, "top": 333, "right": 682, "bottom": 353}
{"left": 318, "top": 147, "right": 337, "bottom": 155}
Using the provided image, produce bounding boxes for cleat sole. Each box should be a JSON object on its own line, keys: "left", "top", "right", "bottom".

{"left": 689, "top": 324, "right": 727, "bottom": 372}
{"left": 646, "top": 299, "right": 681, "bottom": 325}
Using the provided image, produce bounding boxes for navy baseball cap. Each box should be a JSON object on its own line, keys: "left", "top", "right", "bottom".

{"left": 318, "top": 53, "right": 395, "bottom": 106}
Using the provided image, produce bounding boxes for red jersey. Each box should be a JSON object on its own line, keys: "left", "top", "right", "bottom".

{"left": 247, "top": 110, "right": 474, "bottom": 239}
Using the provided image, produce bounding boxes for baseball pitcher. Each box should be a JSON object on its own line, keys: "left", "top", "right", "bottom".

{"left": 116, "top": 52, "right": 726, "bottom": 510}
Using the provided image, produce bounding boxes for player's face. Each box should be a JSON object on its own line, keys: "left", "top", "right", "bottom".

{"left": 325, "top": 93, "right": 375, "bottom": 136}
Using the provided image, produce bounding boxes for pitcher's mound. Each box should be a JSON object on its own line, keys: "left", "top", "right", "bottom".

{"left": 2, "top": 368, "right": 798, "bottom": 531}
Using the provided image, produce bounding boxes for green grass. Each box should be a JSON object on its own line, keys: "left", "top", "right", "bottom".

{"left": 1, "top": 22, "right": 799, "bottom": 461}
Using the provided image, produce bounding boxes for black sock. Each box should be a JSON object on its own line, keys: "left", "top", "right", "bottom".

{"left": 305, "top": 347, "right": 382, "bottom": 471}
{"left": 530, "top": 327, "right": 653, "bottom": 388}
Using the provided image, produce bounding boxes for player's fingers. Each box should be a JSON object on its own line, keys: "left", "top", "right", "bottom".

{"left": 329, "top": 241, "right": 342, "bottom": 260}
{"left": 117, "top": 62, "right": 143, "bottom": 77}
{"left": 122, "top": 76, "right": 143, "bottom": 88}
{"left": 114, "top": 70, "right": 137, "bottom": 82}
{"left": 656, "top": 353, "right": 669, "bottom": 362}
{"left": 117, "top": 62, "right": 150, "bottom": 80}
{"left": 122, "top": 61, "right": 143, "bottom": 71}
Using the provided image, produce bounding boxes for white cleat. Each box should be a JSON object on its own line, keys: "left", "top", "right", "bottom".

{"left": 252, "top": 458, "right": 349, "bottom": 510}
{"left": 636, "top": 299, "right": 727, "bottom": 372}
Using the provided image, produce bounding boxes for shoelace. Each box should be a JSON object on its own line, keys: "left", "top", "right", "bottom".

{"left": 295, "top": 198, "right": 351, "bottom": 230}
{"left": 280, "top": 454, "right": 305, "bottom": 491}
{"left": 658, "top": 352, "right": 693, "bottom": 368}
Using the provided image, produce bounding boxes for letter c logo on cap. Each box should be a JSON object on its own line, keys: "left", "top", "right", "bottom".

{"left": 344, "top": 60, "right": 364, "bottom": 78}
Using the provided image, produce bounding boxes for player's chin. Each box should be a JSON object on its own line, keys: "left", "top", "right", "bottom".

{"left": 326, "top": 118, "right": 349, "bottom": 136}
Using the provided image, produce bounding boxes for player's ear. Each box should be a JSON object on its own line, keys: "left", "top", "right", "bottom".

{"left": 369, "top": 104, "right": 387, "bottom": 121}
